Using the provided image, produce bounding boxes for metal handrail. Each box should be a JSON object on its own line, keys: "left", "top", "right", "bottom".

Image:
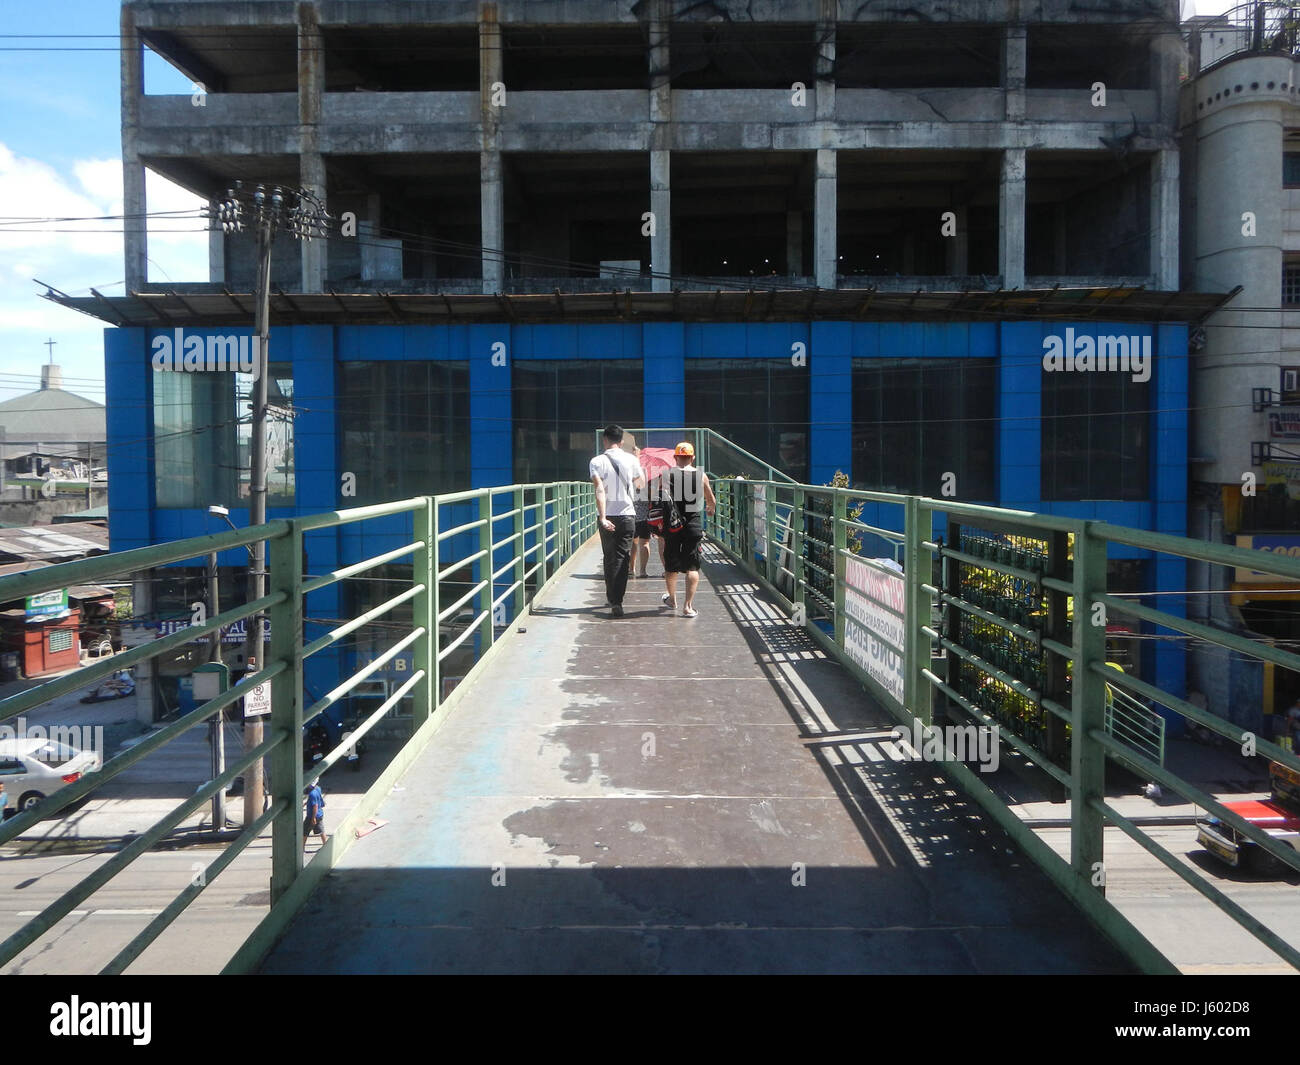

{"left": 0, "top": 480, "right": 596, "bottom": 974}
{"left": 709, "top": 475, "right": 1300, "bottom": 974}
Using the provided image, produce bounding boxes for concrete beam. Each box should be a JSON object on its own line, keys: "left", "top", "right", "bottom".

{"left": 999, "top": 147, "right": 1026, "bottom": 289}
{"left": 814, "top": 148, "right": 836, "bottom": 289}
{"left": 122, "top": 6, "right": 148, "bottom": 293}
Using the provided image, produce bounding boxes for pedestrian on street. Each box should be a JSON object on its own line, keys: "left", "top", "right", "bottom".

{"left": 589, "top": 424, "right": 644, "bottom": 618}
{"left": 0, "top": 779, "right": 11, "bottom": 822}
{"left": 303, "top": 779, "right": 328, "bottom": 846}
{"left": 660, "top": 441, "right": 716, "bottom": 618}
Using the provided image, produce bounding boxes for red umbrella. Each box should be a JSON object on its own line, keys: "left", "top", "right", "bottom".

{"left": 638, "top": 447, "right": 676, "bottom": 491}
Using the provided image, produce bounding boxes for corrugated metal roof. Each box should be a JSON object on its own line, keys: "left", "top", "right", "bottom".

{"left": 0, "top": 523, "right": 109, "bottom": 563}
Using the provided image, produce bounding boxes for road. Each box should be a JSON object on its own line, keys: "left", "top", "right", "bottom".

{"left": 1034, "top": 825, "right": 1300, "bottom": 975}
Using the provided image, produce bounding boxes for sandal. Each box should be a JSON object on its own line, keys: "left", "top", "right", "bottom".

{"left": 682, "top": 606, "right": 698, "bottom": 618}
{"left": 661, "top": 592, "right": 676, "bottom": 610}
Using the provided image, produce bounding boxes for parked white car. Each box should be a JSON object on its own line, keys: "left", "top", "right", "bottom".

{"left": 0, "top": 739, "right": 101, "bottom": 813}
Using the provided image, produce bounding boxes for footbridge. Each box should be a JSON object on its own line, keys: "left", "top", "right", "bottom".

{"left": 2, "top": 429, "right": 1298, "bottom": 975}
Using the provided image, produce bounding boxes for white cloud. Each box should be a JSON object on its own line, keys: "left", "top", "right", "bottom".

{"left": 0, "top": 140, "right": 207, "bottom": 401}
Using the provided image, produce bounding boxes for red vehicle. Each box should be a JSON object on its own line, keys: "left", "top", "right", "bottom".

{"left": 1196, "top": 762, "right": 1300, "bottom": 872}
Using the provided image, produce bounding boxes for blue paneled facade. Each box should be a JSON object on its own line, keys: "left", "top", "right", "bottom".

{"left": 106, "top": 318, "right": 1189, "bottom": 709}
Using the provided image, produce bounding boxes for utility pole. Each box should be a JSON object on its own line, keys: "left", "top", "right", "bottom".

{"left": 208, "top": 182, "right": 330, "bottom": 829}
{"left": 207, "top": 549, "right": 224, "bottom": 831}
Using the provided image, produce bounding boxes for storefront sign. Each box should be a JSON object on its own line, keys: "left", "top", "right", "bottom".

{"left": 25, "top": 589, "right": 68, "bottom": 622}
{"left": 1268, "top": 409, "right": 1300, "bottom": 440}
{"left": 156, "top": 618, "right": 270, "bottom": 644}
{"left": 1259, "top": 460, "right": 1300, "bottom": 500}
{"left": 843, "top": 556, "right": 905, "bottom": 707}
{"left": 1235, "top": 534, "right": 1300, "bottom": 583}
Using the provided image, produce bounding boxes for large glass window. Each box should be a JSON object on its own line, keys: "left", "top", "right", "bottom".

{"left": 154, "top": 363, "right": 294, "bottom": 509}
{"left": 512, "top": 360, "right": 642, "bottom": 483}
{"left": 1041, "top": 368, "right": 1149, "bottom": 500}
{"left": 338, "top": 362, "right": 471, "bottom": 504}
{"left": 685, "top": 359, "right": 809, "bottom": 481}
{"left": 851, "top": 358, "right": 996, "bottom": 498}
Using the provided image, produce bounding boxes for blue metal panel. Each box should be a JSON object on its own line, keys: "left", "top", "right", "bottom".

{"left": 643, "top": 322, "right": 684, "bottom": 427}
{"left": 105, "top": 328, "right": 152, "bottom": 554}
{"left": 998, "top": 322, "right": 1042, "bottom": 508}
{"left": 810, "top": 321, "right": 852, "bottom": 486}
{"left": 469, "top": 324, "right": 512, "bottom": 489}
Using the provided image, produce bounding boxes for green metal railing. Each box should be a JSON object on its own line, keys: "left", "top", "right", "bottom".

{"left": 595, "top": 427, "right": 799, "bottom": 485}
{"left": 0, "top": 480, "right": 595, "bottom": 974}
{"left": 711, "top": 476, "right": 1300, "bottom": 975}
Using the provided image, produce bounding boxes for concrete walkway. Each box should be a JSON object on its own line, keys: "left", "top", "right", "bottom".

{"left": 261, "top": 540, "right": 1132, "bottom": 974}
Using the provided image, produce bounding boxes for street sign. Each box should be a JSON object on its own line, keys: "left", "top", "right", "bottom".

{"left": 244, "top": 681, "right": 271, "bottom": 717}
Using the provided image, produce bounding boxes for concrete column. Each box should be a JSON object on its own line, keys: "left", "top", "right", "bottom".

{"left": 650, "top": 151, "right": 672, "bottom": 292}
{"left": 944, "top": 206, "right": 969, "bottom": 275}
{"left": 298, "top": 3, "right": 326, "bottom": 292}
{"left": 359, "top": 192, "right": 383, "bottom": 280}
{"left": 480, "top": 5, "right": 504, "bottom": 293}
{"left": 121, "top": 6, "right": 147, "bottom": 292}
{"left": 785, "top": 210, "right": 803, "bottom": 276}
{"left": 1002, "top": 24, "right": 1026, "bottom": 123}
{"left": 1150, "top": 29, "right": 1180, "bottom": 131}
{"left": 1150, "top": 148, "right": 1179, "bottom": 290}
{"left": 999, "top": 148, "right": 1026, "bottom": 289}
{"left": 649, "top": 0, "right": 671, "bottom": 291}
{"left": 814, "top": 148, "right": 837, "bottom": 289}
{"left": 208, "top": 202, "right": 226, "bottom": 284}
{"left": 815, "top": 0, "right": 835, "bottom": 122}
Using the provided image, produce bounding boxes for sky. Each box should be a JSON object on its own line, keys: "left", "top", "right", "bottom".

{"left": 0, "top": 0, "right": 1241, "bottom": 406}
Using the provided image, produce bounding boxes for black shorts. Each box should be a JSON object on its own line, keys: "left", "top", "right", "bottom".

{"left": 635, "top": 520, "right": 652, "bottom": 540}
{"left": 304, "top": 814, "right": 325, "bottom": 837}
{"left": 663, "top": 530, "right": 703, "bottom": 572}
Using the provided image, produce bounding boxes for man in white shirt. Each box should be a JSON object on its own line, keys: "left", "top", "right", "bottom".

{"left": 590, "top": 424, "right": 645, "bottom": 617}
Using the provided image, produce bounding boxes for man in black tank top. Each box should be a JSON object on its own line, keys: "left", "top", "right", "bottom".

{"left": 659, "top": 442, "right": 716, "bottom": 618}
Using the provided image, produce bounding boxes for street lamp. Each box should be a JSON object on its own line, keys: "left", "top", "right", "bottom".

{"left": 205, "top": 183, "right": 330, "bottom": 826}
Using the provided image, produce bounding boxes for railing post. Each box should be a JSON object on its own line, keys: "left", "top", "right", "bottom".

{"left": 479, "top": 491, "right": 495, "bottom": 652}
{"left": 764, "top": 481, "right": 776, "bottom": 586}
{"left": 791, "top": 486, "right": 806, "bottom": 623}
{"left": 514, "top": 485, "right": 526, "bottom": 618}
{"left": 1071, "top": 521, "right": 1108, "bottom": 894}
{"left": 904, "top": 496, "right": 933, "bottom": 727}
{"left": 268, "top": 524, "right": 304, "bottom": 906}
{"left": 412, "top": 496, "right": 435, "bottom": 734}
{"left": 833, "top": 490, "right": 847, "bottom": 648}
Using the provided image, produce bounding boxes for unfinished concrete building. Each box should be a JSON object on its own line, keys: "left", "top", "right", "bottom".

{"left": 118, "top": 0, "right": 1186, "bottom": 294}
{"left": 47, "top": 0, "right": 1228, "bottom": 718}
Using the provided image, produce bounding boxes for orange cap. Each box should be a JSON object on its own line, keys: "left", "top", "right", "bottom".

{"left": 674, "top": 442, "right": 695, "bottom": 457}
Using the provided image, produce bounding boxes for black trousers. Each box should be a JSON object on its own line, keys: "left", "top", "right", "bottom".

{"left": 598, "top": 515, "right": 636, "bottom": 606}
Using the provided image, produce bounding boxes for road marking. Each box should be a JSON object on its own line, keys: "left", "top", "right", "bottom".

{"left": 16, "top": 908, "right": 159, "bottom": 917}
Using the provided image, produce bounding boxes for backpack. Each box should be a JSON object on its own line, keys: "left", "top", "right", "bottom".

{"left": 648, "top": 489, "right": 684, "bottom": 533}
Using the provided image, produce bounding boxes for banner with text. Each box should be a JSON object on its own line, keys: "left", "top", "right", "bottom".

{"left": 843, "top": 555, "right": 905, "bottom": 707}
